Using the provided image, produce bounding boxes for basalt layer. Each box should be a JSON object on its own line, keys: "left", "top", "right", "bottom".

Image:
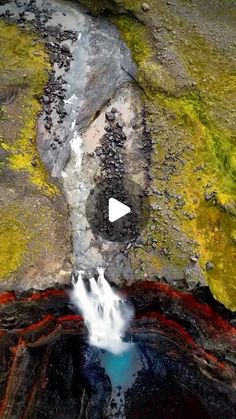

{"left": 0, "top": 283, "right": 235, "bottom": 418}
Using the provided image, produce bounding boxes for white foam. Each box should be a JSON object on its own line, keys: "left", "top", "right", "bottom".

{"left": 70, "top": 118, "right": 76, "bottom": 131}
{"left": 65, "top": 94, "right": 78, "bottom": 105}
{"left": 71, "top": 268, "right": 133, "bottom": 354}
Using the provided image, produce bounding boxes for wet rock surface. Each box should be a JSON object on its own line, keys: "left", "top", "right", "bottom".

{"left": 1, "top": 0, "right": 147, "bottom": 287}
{"left": 63, "top": 84, "right": 152, "bottom": 282}
{"left": 0, "top": 283, "right": 235, "bottom": 418}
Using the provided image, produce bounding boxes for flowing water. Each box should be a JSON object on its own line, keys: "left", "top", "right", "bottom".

{"left": 71, "top": 268, "right": 141, "bottom": 418}
{"left": 71, "top": 267, "right": 134, "bottom": 355}
{"left": 101, "top": 345, "right": 142, "bottom": 418}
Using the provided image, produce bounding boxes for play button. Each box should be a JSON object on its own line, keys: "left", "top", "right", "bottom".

{"left": 85, "top": 178, "right": 150, "bottom": 242}
{"left": 109, "top": 198, "right": 131, "bottom": 222}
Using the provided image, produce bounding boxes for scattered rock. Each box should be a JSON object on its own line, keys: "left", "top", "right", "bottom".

{"left": 205, "top": 191, "right": 216, "bottom": 201}
{"left": 110, "top": 401, "right": 117, "bottom": 409}
{"left": 117, "top": 121, "right": 124, "bottom": 129}
{"left": 142, "top": 2, "right": 150, "bottom": 12}
{"left": 105, "top": 111, "right": 115, "bottom": 122}
{"left": 45, "top": 122, "right": 51, "bottom": 130}
{"left": 190, "top": 256, "right": 198, "bottom": 263}
{"left": 61, "top": 42, "right": 70, "bottom": 53}
{"left": 206, "top": 261, "right": 215, "bottom": 271}
{"left": 95, "top": 148, "right": 103, "bottom": 156}
{"left": 31, "top": 157, "right": 37, "bottom": 167}
{"left": 42, "top": 95, "right": 50, "bottom": 104}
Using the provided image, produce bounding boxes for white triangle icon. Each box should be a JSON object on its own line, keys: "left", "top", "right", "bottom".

{"left": 109, "top": 198, "right": 131, "bottom": 223}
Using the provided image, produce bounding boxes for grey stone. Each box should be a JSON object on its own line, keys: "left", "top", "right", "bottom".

{"left": 42, "top": 95, "right": 50, "bottom": 104}
{"left": 106, "top": 112, "right": 115, "bottom": 122}
{"left": 61, "top": 42, "right": 70, "bottom": 53}
{"left": 45, "top": 122, "right": 51, "bottom": 130}
{"left": 95, "top": 148, "right": 103, "bottom": 156}
{"left": 142, "top": 2, "right": 150, "bottom": 12}
{"left": 117, "top": 121, "right": 124, "bottom": 129}
{"left": 206, "top": 261, "right": 215, "bottom": 271}
{"left": 205, "top": 191, "right": 216, "bottom": 201}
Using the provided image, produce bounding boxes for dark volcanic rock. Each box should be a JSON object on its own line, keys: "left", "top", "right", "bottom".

{"left": 42, "top": 95, "right": 50, "bottom": 104}
{"left": 105, "top": 111, "right": 116, "bottom": 122}
{"left": 0, "top": 283, "right": 235, "bottom": 418}
{"left": 61, "top": 42, "right": 70, "bottom": 53}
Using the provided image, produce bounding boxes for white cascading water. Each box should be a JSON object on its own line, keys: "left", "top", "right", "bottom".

{"left": 71, "top": 267, "right": 133, "bottom": 354}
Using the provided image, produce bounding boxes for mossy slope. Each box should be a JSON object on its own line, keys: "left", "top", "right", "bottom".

{"left": 112, "top": 0, "right": 236, "bottom": 309}
{"left": 0, "top": 21, "right": 70, "bottom": 285}
{"left": 0, "top": 20, "right": 57, "bottom": 196}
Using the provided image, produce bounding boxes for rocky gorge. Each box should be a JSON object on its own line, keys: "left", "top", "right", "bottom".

{"left": 0, "top": 283, "right": 236, "bottom": 418}
{"left": 0, "top": 0, "right": 236, "bottom": 417}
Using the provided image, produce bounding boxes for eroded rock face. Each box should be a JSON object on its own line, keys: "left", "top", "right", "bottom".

{"left": 0, "top": 283, "right": 235, "bottom": 418}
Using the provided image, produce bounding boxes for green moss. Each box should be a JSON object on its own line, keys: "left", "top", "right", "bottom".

{"left": 152, "top": 90, "right": 236, "bottom": 309}
{"left": 115, "top": 14, "right": 181, "bottom": 98}
{"left": 0, "top": 21, "right": 58, "bottom": 196}
{"left": 0, "top": 105, "right": 7, "bottom": 121}
{"left": 114, "top": 9, "right": 236, "bottom": 309}
{"left": 0, "top": 201, "right": 65, "bottom": 281}
{"left": 196, "top": 202, "right": 236, "bottom": 310}
{"left": 158, "top": 91, "right": 236, "bottom": 202}
{"left": 115, "top": 16, "right": 151, "bottom": 64}
{"left": 78, "top": 0, "right": 116, "bottom": 14}
{"left": 9, "top": 110, "right": 58, "bottom": 196}
{"left": 0, "top": 208, "right": 31, "bottom": 279}
{"left": 115, "top": 16, "right": 178, "bottom": 95}
{"left": 79, "top": 0, "right": 142, "bottom": 14}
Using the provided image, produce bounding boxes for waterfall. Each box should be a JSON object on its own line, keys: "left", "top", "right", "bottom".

{"left": 71, "top": 268, "right": 134, "bottom": 354}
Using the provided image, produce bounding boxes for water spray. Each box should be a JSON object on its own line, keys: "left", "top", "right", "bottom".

{"left": 71, "top": 268, "right": 133, "bottom": 354}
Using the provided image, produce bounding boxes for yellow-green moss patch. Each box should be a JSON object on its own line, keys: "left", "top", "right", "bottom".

{"left": 115, "top": 10, "right": 236, "bottom": 309}
{"left": 0, "top": 200, "right": 68, "bottom": 282}
{"left": 0, "top": 20, "right": 58, "bottom": 196}
{"left": 196, "top": 202, "right": 236, "bottom": 309}
{"left": 0, "top": 209, "right": 31, "bottom": 279}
